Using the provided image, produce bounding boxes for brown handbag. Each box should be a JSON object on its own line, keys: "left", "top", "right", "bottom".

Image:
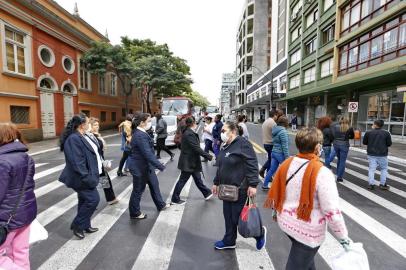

{"left": 218, "top": 184, "right": 239, "bottom": 202}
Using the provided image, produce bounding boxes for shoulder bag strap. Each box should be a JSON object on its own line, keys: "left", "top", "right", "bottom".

{"left": 285, "top": 160, "right": 310, "bottom": 186}
{"left": 7, "top": 155, "right": 30, "bottom": 225}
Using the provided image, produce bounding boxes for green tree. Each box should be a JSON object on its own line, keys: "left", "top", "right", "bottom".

{"left": 185, "top": 90, "right": 209, "bottom": 108}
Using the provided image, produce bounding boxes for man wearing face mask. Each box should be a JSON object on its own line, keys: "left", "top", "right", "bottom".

{"left": 171, "top": 117, "right": 214, "bottom": 205}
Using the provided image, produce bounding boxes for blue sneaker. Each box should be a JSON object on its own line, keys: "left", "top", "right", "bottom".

{"left": 214, "top": 240, "right": 236, "bottom": 250}
{"left": 256, "top": 226, "right": 267, "bottom": 250}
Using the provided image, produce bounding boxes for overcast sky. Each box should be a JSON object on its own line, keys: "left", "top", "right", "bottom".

{"left": 56, "top": 0, "right": 244, "bottom": 105}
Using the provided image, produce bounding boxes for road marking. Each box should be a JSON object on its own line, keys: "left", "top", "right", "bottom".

{"left": 351, "top": 157, "right": 405, "bottom": 173}
{"left": 34, "top": 164, "right": 65, "bottom": 180}
{"left": 236, "top": 235, "right": 275, "bottom": 270}
{"left": 131, "top": 174, "right": 192, "bottom": 270}
{"left": 319, "top": 233, "right": 349, "bottom": 268}
{"left": 350, "top": 147, "right": 406, "bottom": 166}
{"left": 340, "top": 198, "right": 406, "bottom": 258}
{"left": 38, "top": 183, "right": 133, "bottom": 270}
{"left": 34, "top": 181, "right": 64, "bottom": 198}
{"left": 249, "top": 140, "right": 266, "bottom": 154}
{"left": 35, "top": 163, "right": 48, "bottom": 168}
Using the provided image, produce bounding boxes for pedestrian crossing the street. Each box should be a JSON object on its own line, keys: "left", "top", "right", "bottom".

{"left": 28, "top": 139, "right": 406, "bottom": 270}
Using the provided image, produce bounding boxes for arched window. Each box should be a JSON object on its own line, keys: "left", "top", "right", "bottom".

{"left": 60, "top": 80, "right": 77, "bottom": 95}
{"left": 37, "top": 74, "right": 58, "bottom": 91}
{"left": 39, "top": 78, "right": 53, "bottom": 89}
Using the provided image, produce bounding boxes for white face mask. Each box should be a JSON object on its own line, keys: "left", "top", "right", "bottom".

{"left": 221, "top": 132, "right": 229, "bottom": 143}
{"left": 317, "top": 144, "right": 323, "bottom": 157}
{"left": 145, "top": 122, "right": 152, "bottom": 130}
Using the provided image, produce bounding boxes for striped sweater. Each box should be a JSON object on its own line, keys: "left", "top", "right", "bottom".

{"left": 277, "top": 157, "right": 348, "bottom": 248}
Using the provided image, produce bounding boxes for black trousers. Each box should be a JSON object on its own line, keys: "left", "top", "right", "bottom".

{"left": 171, "top": 171, "right": 211, "bottom": 203}
{"left": 129, "top": 170, "right": 166, "bottom": 217}
{"left": 156, "top": 137, "right": 173, "bottom": 157}
{"left": 101, "top": 171, "right": 116, "bottom": 202}
{"left": 222, "top": 192, "right": 247, "bottom": 245}
{"left": 118, "top": 151, "right": 130, "bottom": 173}
{"left": 286, "top": 235, "right": 320, "bottom": 270}
{"left": 72, "top": 188, "right": 100, "bottom": 230}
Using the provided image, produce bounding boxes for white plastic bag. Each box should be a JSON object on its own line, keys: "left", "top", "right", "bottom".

{"left": 332, "top": 242, "right": 370, "bottom": 270}
{"left": 29, "top": 219, "right": 48, "bottom": 245}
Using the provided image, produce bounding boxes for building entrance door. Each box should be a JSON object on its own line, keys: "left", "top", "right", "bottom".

{"left": 63, "top": 95, "right": 74, "bottom": 126}
{"left": 40, "top": 92, "right": 56, "bottom": 138}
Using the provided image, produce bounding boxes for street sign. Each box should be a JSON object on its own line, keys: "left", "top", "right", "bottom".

{"left": 348, "top": 102, "right": 358, "bottom": 113}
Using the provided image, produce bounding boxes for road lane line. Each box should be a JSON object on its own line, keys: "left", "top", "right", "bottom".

{"left": 350, "top": 157, "right": 405, "bottom": 174}
{"left": 34, "top": 164, "right": 65, "bottom": 180}
{"left": 131, "top": 174, "right": 192, "bottom": 270}
{"left": 35, "top": 163, "right": 48, "bottom": 168}
{"left": 318, "top": 233, "right": 350, "bottom": 269}
{"left": 236, "top": 234, "right": 275, "bottom": 270}
{"left": 34, "top": 181, "right": 64, "bottom": 198}
{"left": 340, "top": 198, "right": 406, "bottom": 258}
{"left": 249, "top": 140, "right": 266, "bottom": 154}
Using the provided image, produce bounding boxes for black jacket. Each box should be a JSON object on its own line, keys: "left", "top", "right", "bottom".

{"left": 213, "top": 136, "right": 259, "bottom": 191}
{"left": 363, "top": 128, "right": 392, "bottom": 157}
{"left": 332, "top": 124, "right": 355, "bottom": 147}
{"left": 178, "top": 128, "right": 211, "bottom": 172}
{"left": 322, "top": 127, "right": 334, "bottom": 147}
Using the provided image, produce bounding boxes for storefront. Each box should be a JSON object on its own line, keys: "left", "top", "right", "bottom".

{"left": 358, "top": 89, "right": 406, "bottom": 137}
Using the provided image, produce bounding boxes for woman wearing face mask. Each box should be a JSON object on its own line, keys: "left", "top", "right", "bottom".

{"left": 264, "top": 128, "right": 349, "bottom": 270}
{"left": 127, "top": 113, "right": 170, "bottom": 219}
{"left": 59, "top": 114, "right": 101, "bottom": 239}
{"left": 212, "top": 122, "right": 266, "bottom": 250}
{"left": 171, "top": 117, "right": 213, "bottom": 205}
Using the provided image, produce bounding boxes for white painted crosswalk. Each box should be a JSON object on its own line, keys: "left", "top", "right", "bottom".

{"left": 28, "top": 150, "right": 406, "bottom": 269}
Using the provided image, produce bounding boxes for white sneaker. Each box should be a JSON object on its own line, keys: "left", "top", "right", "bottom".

{"left": 205, "top": 193, "right": 213, "bottom": 201}
{"left": 160, "top": 203, "right": 171, "bottom": 211}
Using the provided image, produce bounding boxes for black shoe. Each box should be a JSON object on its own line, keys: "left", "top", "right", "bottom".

{"left": 170, "top": 153, "right": 175, "bottom": 161}
{"left": 73, "top": 229, "right": 85, "bottom": 239}
{"left": 117, "top": 171, "right": 127, "bottom": 177}
{"left": 259, "top": 168, "right": 265, "bottom": 178}
{"left": 171, "top": 200, "right": 186, "bottom": 205}
{"left": 85, "top": 227, "right": 99, "bottom": 233}
{"left": 379, "top": 184, "right": 390, "bottom": 190}
{"left": 156, "top": 155, "right": 161, "bottom": 160}
{"left": 337, "top": 178, "right": 344, "bottom": 183}
{"left": 368, "top": 184, "right": 375, "bottom": 190}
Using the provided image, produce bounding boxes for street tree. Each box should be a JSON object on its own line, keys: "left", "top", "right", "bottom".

{"left": 185, "top": 90, "right": 209, "bottom": 108}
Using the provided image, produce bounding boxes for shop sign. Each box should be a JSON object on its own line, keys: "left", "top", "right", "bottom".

{"left": 397, "top": 85, "right": 406, "bottom": 92}
{"left": 348, "top": 102, "right": 358, "bottom": 113}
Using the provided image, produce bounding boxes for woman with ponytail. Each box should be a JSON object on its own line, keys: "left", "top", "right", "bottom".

{"left": 264, "top": 128, "right": 349, "bottom": 269}
{"left": 59, "top": 114, "right": 101, "bottom": 240}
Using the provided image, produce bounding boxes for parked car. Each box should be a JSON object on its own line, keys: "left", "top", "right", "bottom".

{"left": 151, "top": 115, "right": 177, "bottom": 146}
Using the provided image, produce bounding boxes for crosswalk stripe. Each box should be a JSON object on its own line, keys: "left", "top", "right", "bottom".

{"left": 235, "top": 235, "right": 275, "bottom": 270}
{"left": 34, "top": 164, "right": 65, "bottom": 180}
{"left": 351, "top": 157, "right": 406, "bottom": 174}
{"left": 37, "top": 168, "right": 118, "bottom": 226}
{"left": 37, "top": 184, "right": 133, "bottom": 270}
{"left": 318, "top": 232, "right": 349, "bottom": 269}
{"left": 131, "top": 174, "right": 191, "bottom": 270}
{"left": 35, "top": 163, "right": 47, "bottom": 168}
{"left": 34, "top": 181, "right": 64, "bottom": 198}
{"left": 345, "top": 159, "right": 405, "bottom": 184}
{"left": 339, "top": 180, "right": 406, "bottom": 219}
{"left": 340, "top": 198, "right": 406, "bottom": 258}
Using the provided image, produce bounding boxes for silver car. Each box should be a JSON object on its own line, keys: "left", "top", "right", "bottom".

{"left": 151, "top": 115, "right": 178, "bottom": 146}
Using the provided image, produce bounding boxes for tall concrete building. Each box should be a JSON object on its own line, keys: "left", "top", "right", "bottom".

{"left": 220, "top": 73, "right": 236, "bottom": 117}
{"left": 283, "top": 0, "right": 406, "bottom": 137}
{"left": 233, "top": 0, "right": 272, "bottom": 114}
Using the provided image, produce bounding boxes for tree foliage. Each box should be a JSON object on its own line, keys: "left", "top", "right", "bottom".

{"left": 185, "top": 90, "right": 209, "bottom": 108}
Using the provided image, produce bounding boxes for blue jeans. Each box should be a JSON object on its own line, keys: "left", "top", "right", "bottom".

{"left": 213, "top": 139, "right": 221, "bottom": 157}
{"left": 329, "top": 147, "right": 336, "bottom": 165}
{"left": 261, "top": 144, "right": 273, "bottom": 171}
{"left": 263, "top": 152, "right": 285, "bottom": 187}
{"left": 367, "top": 155, "right": 388, "bottom": 185}
{"left": 204, "top": 139, "right": 214, "bottom": 155}
{"left": 323, "top": 146, "right": 332, "bottom": 168}
{"left": 334, "top": 144, "right": 349, "bottom": 179}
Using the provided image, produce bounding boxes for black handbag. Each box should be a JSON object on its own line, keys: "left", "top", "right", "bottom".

{"left": 0, "top": 161, "right": 29, "bottom": 245}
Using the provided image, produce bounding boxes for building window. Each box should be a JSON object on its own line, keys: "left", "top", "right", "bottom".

{"left": 81, "top": 110, "right": 90, "bottom": 117}
{"left": 340, "top": 0, "right": 398, "bottom": 36}
{"left": 322, "top": 24, "right": 335, "bottom": 45}
{"left": 110, "top": 73, "right": 117, "bottom": 96}
{"left": 280, "top": 75, "right": 287, "bottom": 93}
{"left": 305, "top": 38, "right": 316, "bottom": 55}
{"left": 2, "top": 25, "right": 31, "bottom": 75}
{"left": 289, "top": 74, "right": 300, "bottom": 88}
{"left": 79, "top": 61, "right": 91, "bottom": 90}
{"left": 38, "top": 45, "right": 55, "bottom": 67}
{"left": 306, "top": 9, "right": 318, "bottom": 28}
{"left": 62, "top": 56, "right": 75, "bottom": 74}
{"left": 291, "top": 0, "right": 303, "bottom": 20}
{"left": 100, "top": 111, "right": 107, "bottom": 122}
{"left": 10, "top": 106, "right": 29, "bottom": 124}
{"left": 99, "top": 75, "right": 106, "bottom": 94}
{"left": 320, "top": 58, "right": 333, "bottom": 77}
{"left": 291, "top": 26, "right": 301, "bottom": 42}
{"left": 304, "top": 66, "right": 316, "bottom": 83}
{"left": 111, "top": 112, "right": 116, "bottom": 122}
{"left": 290, "top": 49, "right": 301, "bottom": 65}
{"left": 62, "top": 83, "right": 74, "bottom": 93}
{"left": 339, "top": 14, "right": 405, "bottom": 75}
{"left": 324, "top": 0, "right": 334, "bottom": 11}
{"left": 122, "top": 108, "right": 126, "bottom": 117}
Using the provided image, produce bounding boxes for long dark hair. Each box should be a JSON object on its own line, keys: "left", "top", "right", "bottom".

{"left": 59, "top": 113, "right": 87, "bottom": 151}
{"left": 185, "top": 116, "right": 196, "bottom": 128}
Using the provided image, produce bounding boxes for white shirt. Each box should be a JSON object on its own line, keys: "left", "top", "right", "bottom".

{"left": 137, "top": 126, "right": 147, "bottom": 133}
{"left": 238, "top": 122, "right": 249, "bottom": 140}
{"left": 84, "top": 134, "right": 103, "bottom": 174}
{"left": 202, "top": 122, "right": 215, "bottom": 141}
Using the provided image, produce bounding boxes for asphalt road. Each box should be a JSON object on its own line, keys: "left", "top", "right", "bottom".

{"left": 28, "top": 123, "right": 406, "bottom": 270}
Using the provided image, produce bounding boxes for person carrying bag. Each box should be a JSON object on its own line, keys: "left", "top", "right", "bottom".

{"left": 238, "top": 196, "right": 263, "bottom": 238}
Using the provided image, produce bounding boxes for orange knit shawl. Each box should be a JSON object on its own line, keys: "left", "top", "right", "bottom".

{"left": 264, "top": 153, "right": 323, "bottom": 222}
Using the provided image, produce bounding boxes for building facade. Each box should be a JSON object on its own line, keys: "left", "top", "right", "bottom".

{"left": 284, "top": 0, "right": 406, "bottom": 137}
{"left": 220, "top": 72, "right": 236, "bottom": 118}
{"left": 0, "top": 0, "right": 157, "bottom": 141}
{"left": 234, "top": 0, "right": 272, "bottom": 114}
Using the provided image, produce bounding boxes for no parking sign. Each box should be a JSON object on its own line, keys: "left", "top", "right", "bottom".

{"left": 348, "top": 102, "right": 358, "bottom": 113}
